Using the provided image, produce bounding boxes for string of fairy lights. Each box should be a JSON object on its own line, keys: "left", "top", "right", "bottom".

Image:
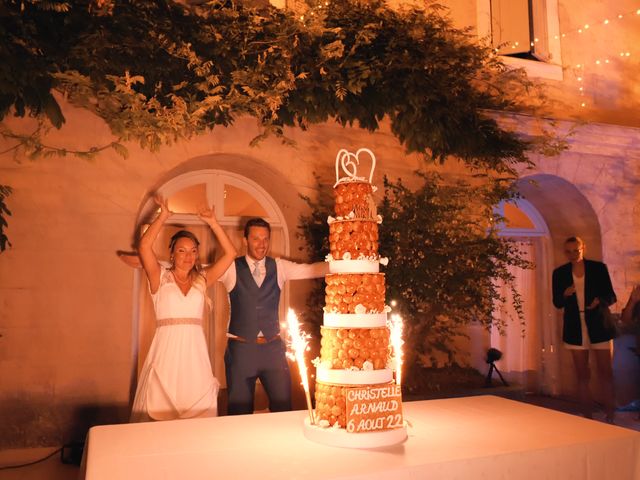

{"left": 292, "top": 1, "right": 639, "bottom": 108}
{"left": 294, "top": 0, "right": 328, "bottom": 22}
{"left": 560, "top": 6, "right": 640, "bottom": 107}
{"left": 497, "top": 5, "right": 639, "bottom": 108}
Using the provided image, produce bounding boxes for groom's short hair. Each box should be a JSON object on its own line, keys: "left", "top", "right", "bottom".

{"left": 244, "top": 217, "right": 271, "bottom": 238}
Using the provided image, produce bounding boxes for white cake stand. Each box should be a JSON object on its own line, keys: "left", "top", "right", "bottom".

{"left": 302, "top": 417, "right": 408, "bottom": 449}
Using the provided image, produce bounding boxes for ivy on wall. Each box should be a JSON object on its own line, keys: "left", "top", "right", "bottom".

{"left": 0, "top": 0, "right": 552, "bottom": 154}
{"left": 0, "top": 0, "right": 541, "bottom": 163}
{"left": 0, "top": 0, "right": 548, "bottom": 311}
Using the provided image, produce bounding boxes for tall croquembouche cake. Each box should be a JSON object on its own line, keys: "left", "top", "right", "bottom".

{"left": 302, "top": 148, "right": 407, "bottom": 448}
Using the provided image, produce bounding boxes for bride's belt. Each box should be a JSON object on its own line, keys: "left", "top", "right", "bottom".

{"left": 156, "top": 317, "right": 202, "bottom": 327}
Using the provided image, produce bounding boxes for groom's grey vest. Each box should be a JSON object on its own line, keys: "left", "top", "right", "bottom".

{"left": 228, "top": 256, "right": 281, "bottom": 339}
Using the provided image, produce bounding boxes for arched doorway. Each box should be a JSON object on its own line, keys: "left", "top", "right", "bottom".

{"left": 514, "top": 173, "right": 604, "bottom": 399}
{"left": 130, "top": 168, "right": 290, "bottom": 403}
{"left": 490, "top": 198, "right": 555, "bottom": 394}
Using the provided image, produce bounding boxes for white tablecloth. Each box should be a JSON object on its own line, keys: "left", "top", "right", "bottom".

{"left": 81, "top": 395, "right": 640, "bottom": 480}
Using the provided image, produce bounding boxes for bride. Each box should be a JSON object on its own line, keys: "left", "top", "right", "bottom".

{"left": 130, "top": 196, "right": 236, "bottom": 422}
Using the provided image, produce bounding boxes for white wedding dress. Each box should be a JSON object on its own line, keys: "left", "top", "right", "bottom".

{"left": 130, "top": 267, "right": 219, "bottom": 422}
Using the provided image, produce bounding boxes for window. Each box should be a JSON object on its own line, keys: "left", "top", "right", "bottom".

{"left": 503, "top": 202, "right": 535, "bottom": 229}
{"left": 143, "top": 170, "right": 285, "bottom": 227}
{"left": 223, "top": 183, "right": 268, "bottom": 218}
{"left": 494, "top": 199, "right": 549, "bottom": 237}
{"left": 478, "top": 0, "right": 563, "bottom": 80}
{"left": 139, "top": 169, "right": 291, "bottom": 263}
{"left": 167, "top": 183, "right": 208, "bottom": 214}
{"left": 491, "top": 0, "right": 550, "bottom": 61}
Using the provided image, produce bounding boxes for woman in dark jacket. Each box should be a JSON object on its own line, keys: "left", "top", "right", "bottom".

{"left": 552, "top": 236, "right": 617, "bottom": 422}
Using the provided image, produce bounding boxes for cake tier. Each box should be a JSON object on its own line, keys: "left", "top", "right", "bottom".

{"left": 316, "top": 366, "right": 393, "bottom": 385}
{"left": 329, "top": 220, "right": 379, "bottom": 260}
{"left": 323, "top": 312, "right": 387, "bottom": 328}
{"left": 325, "top": 273, "right": 385, "bottom": 314}
{"left": 314, "top": 381, "right": 401, "bottom": 430}
{"left": 334, "top": 181, "right": 374, "bottom": 218}
{"left": 329, "top": 259, "right": 379, "bottom": 273}
{"left": 319, "top": 326, "right": 389, "bottom": 370}
{"left": 303, "top": 417, "right": 407, "bottom": 448}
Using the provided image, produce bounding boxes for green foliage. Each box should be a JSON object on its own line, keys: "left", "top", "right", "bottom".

{"left": 1, "top": 0, "right": 537, "bottom": 169}
{"left": 297, "top": 173, "right": 334, "bottom": 343}
{"left": 404, "top": 365, "right": 486, "bottom": 398}
{"left": 378, "top": 173, "right": 529, "bottom": 367}
{"left": 1, "top": 0, "right": 548, "bottom": 262}
{"left": 0, "top": 184, "right": 12, "bottom": 252}
{"left": 298, "top": 172, "right": 531, "bottom": 385}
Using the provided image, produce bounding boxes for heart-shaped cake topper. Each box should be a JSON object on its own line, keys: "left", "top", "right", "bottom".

{"left": 334, "top": 148, "right": 377, "bottom": 187}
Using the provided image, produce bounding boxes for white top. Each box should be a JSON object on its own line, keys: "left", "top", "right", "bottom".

{"left": 151, "top": 268, "right": 206, "bottom": 319}
{"left": 573, "top": 272, "right": 586, "bottom": 312}
{"left": 219, "top": 256, "right": 328, "bottom": 291}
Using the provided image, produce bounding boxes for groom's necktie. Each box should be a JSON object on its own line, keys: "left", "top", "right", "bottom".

{"left": 252, "top": 261, "right": 263, "bottom": 287}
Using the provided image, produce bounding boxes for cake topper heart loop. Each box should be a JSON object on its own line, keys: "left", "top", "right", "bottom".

{"left": 334, "top": 148, "right": 377, "bottom": 186}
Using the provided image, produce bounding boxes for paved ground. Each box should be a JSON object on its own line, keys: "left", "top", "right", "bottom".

{"left": 1, "top": 393, "right": 638, "bottom": 480}
{"left": 0, "top": 447, "right": 78, "bottom": 480}
{"left": 522, "top": 393, "right": 640, "bottom": 430}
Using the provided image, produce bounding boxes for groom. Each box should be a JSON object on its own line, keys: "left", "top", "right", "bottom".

{"left": 218, "top": 217, "right": 328, "bottom": 415}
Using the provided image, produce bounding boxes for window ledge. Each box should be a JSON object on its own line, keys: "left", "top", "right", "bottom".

{"left": 500, "top": 56, "right": 564, "bottom": 81}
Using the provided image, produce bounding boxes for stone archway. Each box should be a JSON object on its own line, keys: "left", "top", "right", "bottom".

{"left": 129, "top": 154, "right": 301, "bottom": 412}
{"left": 516, "top": 173, "right": 603, "bottom": 399}
{"left": 517, "top": 174, "right": 602, "bottom": 262}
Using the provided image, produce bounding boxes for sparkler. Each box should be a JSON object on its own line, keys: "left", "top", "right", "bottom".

{"left": 286, "top": 309, "right": 315, "bottom": 424}
{"left": 389, "top": 313, "right": 405, "bottom": 386}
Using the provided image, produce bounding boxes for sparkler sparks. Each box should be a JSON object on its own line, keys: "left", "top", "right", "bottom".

{"left": 287, "top": 309, "right": 315, "bottom": 424}
{"left": 388, "top": 313, "right": 404, "bottom": 386}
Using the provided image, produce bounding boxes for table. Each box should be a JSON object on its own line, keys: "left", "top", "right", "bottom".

{"left": 81, "top": 395, "right": 640, "bottom": 479}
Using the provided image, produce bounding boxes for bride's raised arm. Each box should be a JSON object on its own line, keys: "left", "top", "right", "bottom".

{"left": 138, "top": 195, "right": 171, "bottom": 293}
{"left": 198, "top": 207, "right": 237, "bottom": 286}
